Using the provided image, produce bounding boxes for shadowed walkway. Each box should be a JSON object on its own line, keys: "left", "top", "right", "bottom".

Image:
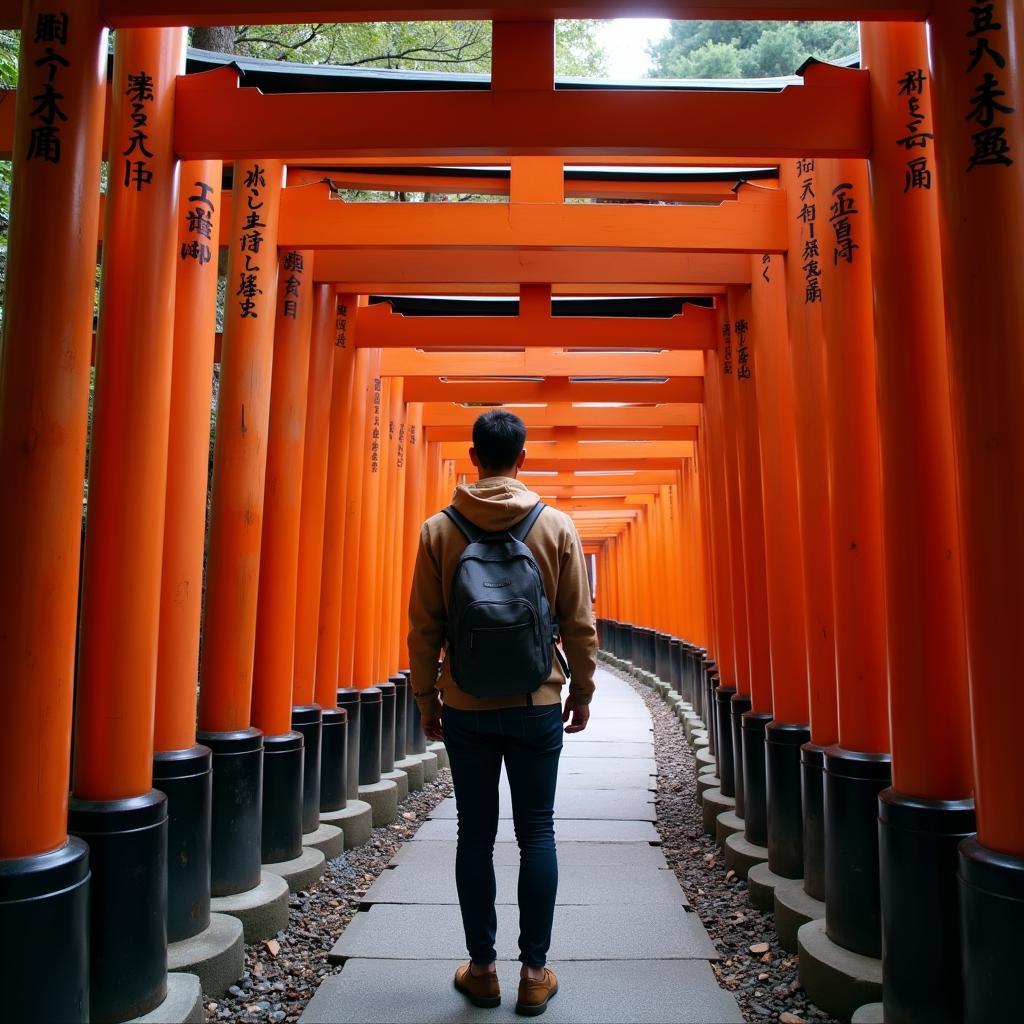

{"left": 300, "top": 667, "right": 742, "bottom": 1023}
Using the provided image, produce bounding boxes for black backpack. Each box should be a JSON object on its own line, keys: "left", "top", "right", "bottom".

{"left": 442, "top": 502, "right": 564, "bottom": 699}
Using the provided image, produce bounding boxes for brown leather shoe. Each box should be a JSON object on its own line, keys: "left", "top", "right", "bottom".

{"left": 453, "top": 962, "right": 501, "bottom": 1008}
{"left": 516, "top": 968, "right": 559, "bottom": 1017}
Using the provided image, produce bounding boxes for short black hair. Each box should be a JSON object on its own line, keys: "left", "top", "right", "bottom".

{"left": 472, "top": 409, "right": 527, "bottom": 471}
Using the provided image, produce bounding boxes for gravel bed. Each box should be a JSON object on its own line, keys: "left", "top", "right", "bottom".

{"left": 203, "top": 769, "right": 454, "bottom": 1024}
{"left": 609, "top": 662, "right": 839, "bottom": 1024}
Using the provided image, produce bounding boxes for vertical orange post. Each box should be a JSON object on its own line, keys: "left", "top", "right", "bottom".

{"left": 154, "top": 160, "right": 222, "bottom": 945}
{"left": 816, "top": 157, "right": 890, "bottom": 962}
{"left": 293, "top": 286, "right": 338, "bottom": 708}
{"left": 750, "top": 252, "right": 811, "bottom": 880}
{"left": 385, "top": 382, "right": 408, "bottom": 677}
{"left": 861, "top": 21, "right": 976, "bottom": 1022}
{"left": 727, "top": 282, "right": 773, "bottom": 843}
{"left": 0, "top": 4, "right": 106, "bottom": 1016}
{"left": 780, "top": 156, "right": 838, "bottom": 902}
{"left": 197, "top": 156, "right": 285, "bottom": 896}
{"left": 401, "top": 404, "right": 427, "bottom": 669}
{"left": 929, "top": 5, "right": 1024, "bottom": 1018}
{"left": 69, "top": 27, "right": 184, "bottom": 1021}
{"left": 372, "top": 377, "right": 395, "bottom": 685}
{"left": 251, "top": 248, "right": 315, "bottom": 864}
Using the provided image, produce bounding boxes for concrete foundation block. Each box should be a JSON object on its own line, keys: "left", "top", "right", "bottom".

{"left": 698, "top": 763, "right": 717, "bottom": 776}
{"left": 210, "top": 871, "right": 290, "bottom": 942}
{"left": 692, "top": 731, "right": 709, "bottom": 748}
{"left": 321, "top": 800, "right": 374, "bottom": 850}
{"left": 129, "top": 973, "right": 203, "bottom": 1024}
{"left": 696, "top": 747, "right": 717, "bottom": 769}
{"left": 394, "top": 756, "right": 425, "bottom": 792}
{"left": 774, "top": 878, "right": 826, "bottom": 953}
{"left": 427, "top": 741, "right": 449, "bottom": 770}
{"left": 715, "top": 809, "right": 745, "bottom": 848}
{"left": 851, "top": 1003, "right": 884, "bottom": 1023}
{"left": 416, "top": 751, "right": 439, "bottom": 783}
{"left": 381, "top": 768, "right": 409, "bottom": 801}
{"left": 359, "top": 779, "right": 399, "bottom": 827}
{"left": 302, "top": 822, "right": 345, "bottom": 861}
{"left": 167, "top": 913, "right": 244, "bottom": 997}
{"left": 746, "top": 862, "right": 799, "bottom": 913}
{"left": 696, "top": 774, "right": 721, "bottom": 803}
{"left": 263, "top": 846, "right": 326, "bottom": 893}
{"left": 724, "top": 831, "right": 769, "bottom": 879}
{"left": 683, "top": 715, "right": 703, "bottom": 742}
{"left": 798, "top": 918, "right": 882, "bottom": 1023}
{"left": 701, "top": 788, "right": 735, "bottom": 836}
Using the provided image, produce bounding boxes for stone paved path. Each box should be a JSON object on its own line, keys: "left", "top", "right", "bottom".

{"left": 300, "top": 668, "right": 743, "bottom": 1023}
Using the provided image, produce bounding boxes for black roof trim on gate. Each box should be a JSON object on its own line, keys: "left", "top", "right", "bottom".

{"left": 367, "top": 295, "right": 715, "bottom": 317}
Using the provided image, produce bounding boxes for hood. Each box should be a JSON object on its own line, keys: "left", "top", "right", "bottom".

{"left": 450, "top": 477, "right": 543, "bottom": 532}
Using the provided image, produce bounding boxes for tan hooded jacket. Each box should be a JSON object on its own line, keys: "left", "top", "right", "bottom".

{"left": 407, "top": 476, "right": 597, "bottom": 717}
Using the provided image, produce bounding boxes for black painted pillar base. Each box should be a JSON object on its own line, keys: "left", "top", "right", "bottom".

{"left": 705, "top": 665, "right": 719, "bottom": 752}
{"left": 878, "top": 790, "right": 975, "bottom": 1024}
{"left": 823, "top": 745, "right": 892, "bottom": 958}
{"left": 714, "top": 684, "right": 737, "bottom": 797}
{"left": 765, "top": 722, "right": 809, "bottom": 879}
{"left": 959, "top": 837, "right": 1024, "bottom": 1024}
{"left": 391, "top": 674, "right": 408, "bottom": 762}
{"left": 0, "top": 838, "right": 90, "bottom": 1023}
{"left": 741, "top": 711, "right": 771, "bottom": 847}
{"left": 153, "top": 744, "right": 212, "bottom": 942}
{"left": 358, "top": 687, "right": 383, "bottom": 786}
{"left": 197, "top": 728, "right": 264, "bottom": 897}
{"left": 669, "top": 639, "right": 683, "bottom": 695}
{"left": 801, "top": 742, "right": 828, "bottom": 901}
{"left": 730, "top": 694, "right": 752, "bottom": 818}
{"left": 319, "top": 707, "right": 348, "bottom": 812}
{"left": 260, "top": 732, "right": 304, "bottom": 865}
{"left": 377, "top": 682, "right": 397, "bottom": 774}
{"left": 336, "top": 689, "right": 363, "bottom": 801}
{"left": 403, "top": 669, "right": 427, "bottom": 755}
{"left": 68, "top": 790, "right": 168, "bottom": 1023}
{"left": 291, "top": 706, "right": 322, "bottom": 835}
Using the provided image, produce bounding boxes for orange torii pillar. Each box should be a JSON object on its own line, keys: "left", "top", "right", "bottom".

{"left": 311, "top": 294, "right": 358, "bottom": 823}
{"left": 0, "top": 5, "right": 106, "bottom": 1018}
{"left": 69, "top": 28, "right": 184, "bottom": 1021}
{"left": 153, "top": 160, "right": 223, "bottom": 950}
{"left": 929, "top": 5, "right": 1023, "bottom": 1018}
{"left": 750, "top": 254, "right": 812, "bottom": 882}
{"left": 251, "top": 248, "right": 317, "bottom": 869}
{"left": 862, "top": 21, "right": 976, "bottom": 1024}
{"left": 779, "top": 157, "right": 839, "bottom": 906}
{"left": 197, "top": 158, "right": 284, "bottom": 902}
{"left": 809, "top": 159, "right": 891, "bottom": 971}
{"left": 726, "top": 284, "right": 775, "bottom": 852}
{"left": 716, "top": 303, "right": 750, "bottom": 804}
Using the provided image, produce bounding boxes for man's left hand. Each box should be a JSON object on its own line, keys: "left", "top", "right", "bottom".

{"left": 423, "top": 714, "right": 444, "bottom": 742}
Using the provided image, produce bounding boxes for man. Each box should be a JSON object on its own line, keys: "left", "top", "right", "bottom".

{"left": 408, "top": 409, "right": 597, "bottom": 1017}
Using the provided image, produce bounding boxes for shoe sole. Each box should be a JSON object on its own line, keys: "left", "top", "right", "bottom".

{"left": 515, "top": 983, "right": 559, "bottom": 1017}
{"left": 454, "top": 977, "right": 501, "bottom": 1009}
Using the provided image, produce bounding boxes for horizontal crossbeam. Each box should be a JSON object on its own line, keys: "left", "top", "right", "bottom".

{"left": 383, "top": 349, "right": 704, "bottom": 378}
{"left": 419, "top": 404, "right": 700, "bottom": 429}
{"left": 404, "top": 378, "right": 704, "bottom": 403}
{"left": 425, "top": 426, "right": 698, "bottom": 442}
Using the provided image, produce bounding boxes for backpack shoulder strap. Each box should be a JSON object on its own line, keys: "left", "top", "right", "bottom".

{"left": 442, "top": 505, "right": 487, "bottom": 545}
{"left": 508, "top": 502, "right": 546, "bottom": 544}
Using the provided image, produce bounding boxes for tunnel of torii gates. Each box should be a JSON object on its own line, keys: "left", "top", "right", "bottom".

{"left": 0, "top": 1, "right": 1021, "bottom": 1023}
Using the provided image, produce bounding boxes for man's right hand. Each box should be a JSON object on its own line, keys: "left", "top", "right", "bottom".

{"left": 562, "top": 700, "right": 590, "bottom": 734}
{"left": 422, "top": 714, "right": 444, "bottom": 742}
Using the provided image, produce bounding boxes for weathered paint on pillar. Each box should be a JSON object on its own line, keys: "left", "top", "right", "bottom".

{"left": 155, "top": 160, "right": 223, "bottom": 753}
{"left": 198, "top": 158, "right": 285, "bottom": 733}
{"left": 73, "top": 28, "right": 185, "bottom": 800}
{"left": 401, "top": 403, "right": 426, "bottom": 667}
{"left": 251, "top": 249, "right": 315, "bottom": 738}
{"left": 0, "top": 0, "right": 107, "bottom": 857}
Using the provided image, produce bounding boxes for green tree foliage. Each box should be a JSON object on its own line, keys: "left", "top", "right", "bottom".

{"left": 646, "top": 20, "right": 859, "bottom": 79}
{"left": 195, "top": 20, "right": 608, "bottom": 76}
{"left": 0, "top": 29, "right": 18, "bottom": 315}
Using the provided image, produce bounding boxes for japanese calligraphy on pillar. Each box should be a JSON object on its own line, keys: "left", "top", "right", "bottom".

{"left": 408, "top": 424, "right": 418, "bottom": 449}
{"left": 122, "top": 71, "right": 155, "bottom": 191}
{"left": 761, "top": 254, "right": 772, "bottom": 283}
{"left": 896, "top": 68, "right": 934, "bottom": 191}
{"left": 396, "top": 422, "right": 406, "bottom": 470}
{"left": 830, "top": 181, "right": 861, "bottom": 265}
{"left": 963, "top": 1, "right": 1015, "bottom": 171}
{"left": 180, "top": 181, "right": 215, "bottom": 265}
{"left": 722, "top": 320, "right": 733, "bottom": 375}
{"left": 27, "top": 12, "right": 70, "bottom": 164}
{"left": 735, "top": 320, "right": 751, "bottom": 380}
{"left": 236, "top": 164, "right": 268, "bottom": 319}
{"left": 795, "top": 159, "right": 822, "bottom": 304}
{"left": 336, "top": 302, "right": 348, "bottom": 348}
{"left": 370, "top": 378, "right": 382, "bottom": 473}
{"left": 281, "top": 251, "right": 304, "bottom": 320}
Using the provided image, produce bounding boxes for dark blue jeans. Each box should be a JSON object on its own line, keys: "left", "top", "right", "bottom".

{"left": 442, "top": 703, "right": 563, "bottom": 968}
